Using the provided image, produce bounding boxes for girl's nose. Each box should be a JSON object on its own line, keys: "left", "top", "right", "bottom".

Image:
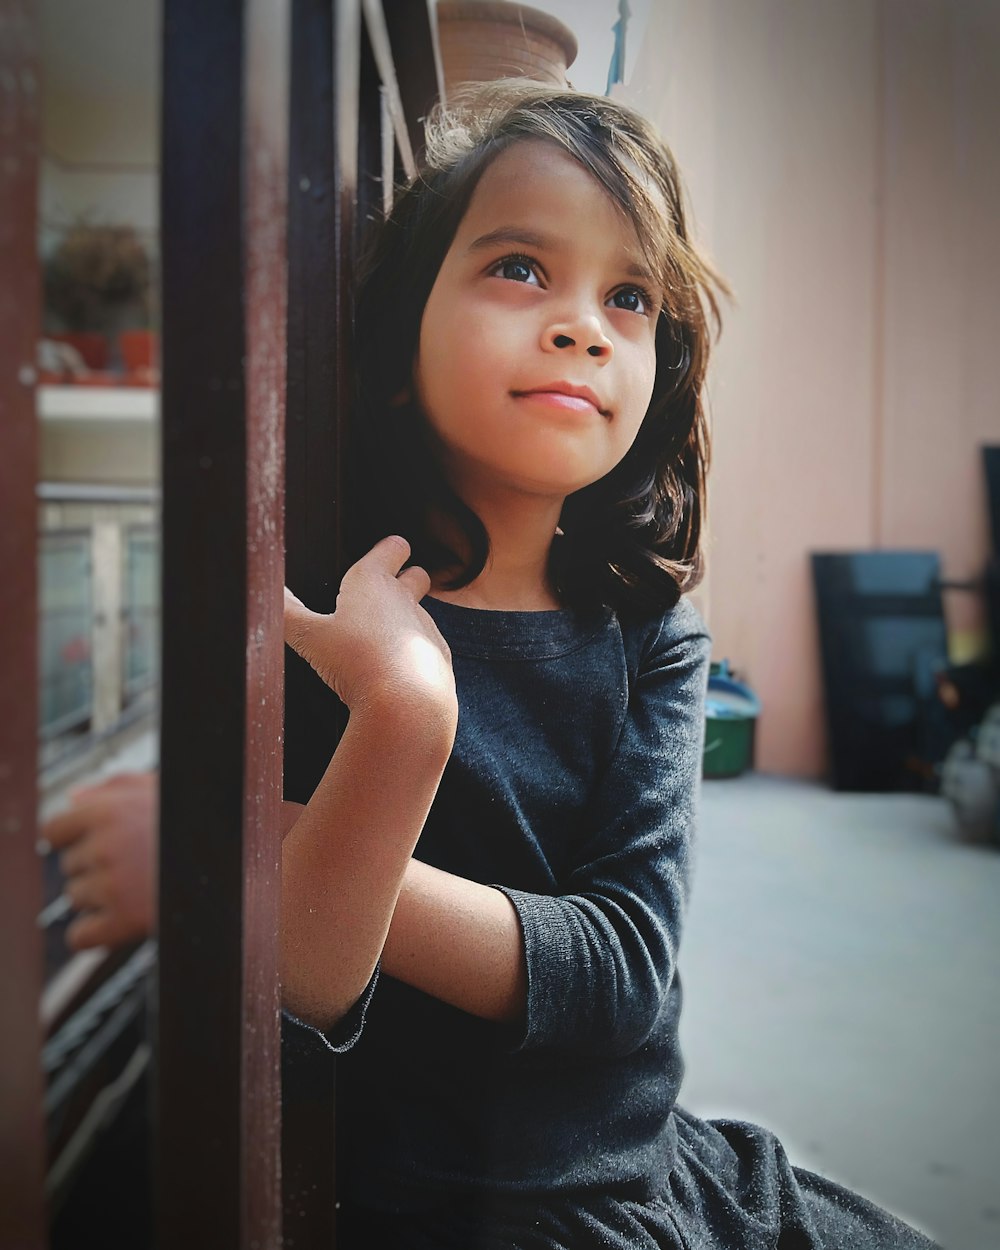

{"left": 542, "top": 314, "right": 613, "bottom": 360}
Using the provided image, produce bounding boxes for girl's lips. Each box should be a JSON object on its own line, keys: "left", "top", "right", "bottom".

{"left": 512, "top": 386, "right": 608, "bottom": 416}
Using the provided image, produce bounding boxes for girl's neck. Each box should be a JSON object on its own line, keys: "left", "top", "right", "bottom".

{"left": 428, "top": 490, "right": 564, "bottom": 612}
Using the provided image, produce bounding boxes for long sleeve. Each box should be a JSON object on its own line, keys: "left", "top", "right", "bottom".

{"left": 337, "top": 594, "right": 709, "bottom": 1202}
{"left": 281, "top": 963, "right": 379, "bottom": 1055}
{"left": 495, "top": 598, "right": 710, "bottom": 1057}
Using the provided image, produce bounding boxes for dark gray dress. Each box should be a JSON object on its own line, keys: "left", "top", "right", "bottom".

{"left": 286, "top": 595, "right": 942, "bottom": 1249}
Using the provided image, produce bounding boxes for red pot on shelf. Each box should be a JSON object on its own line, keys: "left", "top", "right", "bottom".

{"left": 119, "top": 330, "right": 157, "bottom": 371}
{"left": 48, "top": 331, "right": 109, "bottom": 371}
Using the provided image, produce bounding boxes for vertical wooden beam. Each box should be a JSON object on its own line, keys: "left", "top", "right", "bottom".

{"left": 282, "top": 3, "right": 438, "bottom": 1242}
{"left": 284, "top": 0, "right": 347, "bottom": 807}
{"left": 283, "top": 0, "right": 360, "bottom": 799}
{"left": 282, "top": 4, "right": 359, "bottom": 1245}
{"left": 158, "top": 0, "right": 288, "bottom": 1245}
{"left": 284, "top": 0, "right": 434, "bottom": 797}
{"left": 243, "top": 0, "right": 290, "bottom": 1244}
{"left": 158, "top": 7, "right": 245, "bottom": 1240}
{"left": 0, "top": 3, "right": 48, "bottom": 1248}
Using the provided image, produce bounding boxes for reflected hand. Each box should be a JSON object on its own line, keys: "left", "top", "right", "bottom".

{"left": 42, "top": 771, "right": 158, "bottom": 951}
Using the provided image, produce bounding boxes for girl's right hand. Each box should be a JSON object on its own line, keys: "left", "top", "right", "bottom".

{"left": 283, "top": 535, "right": 456, "bottom": 725}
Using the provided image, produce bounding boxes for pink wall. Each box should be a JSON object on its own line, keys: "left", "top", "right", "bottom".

{"left": 622, "top": 0, "right": 1000, "bottom": 777}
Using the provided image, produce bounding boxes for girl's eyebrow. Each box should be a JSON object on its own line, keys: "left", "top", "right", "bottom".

{"left": 467, "top": 226, "right": 654, "bottom": 282}
{"left": 466, "top": 226, "right": 553, "bottom": 256}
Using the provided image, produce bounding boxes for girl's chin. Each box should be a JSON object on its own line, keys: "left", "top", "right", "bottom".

{"left": 506, "top": 470, "right": 613, "bottom": 500}
{"left": 514, "top": 458, "right": 620, "bottom": 497}
{"left": 440, "top": 446, "right": 623, "bottom": 502}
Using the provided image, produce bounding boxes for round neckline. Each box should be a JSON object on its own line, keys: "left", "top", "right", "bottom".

{"left": 422, "top": 594, "right": 612, "bottom": 661}
{"left": 424, "top": 593, "right": 569, "bottom": 615}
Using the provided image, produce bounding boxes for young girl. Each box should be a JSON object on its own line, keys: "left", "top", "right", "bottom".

{"left": 50, "top": 81, "right": 941, "bottom": 1249}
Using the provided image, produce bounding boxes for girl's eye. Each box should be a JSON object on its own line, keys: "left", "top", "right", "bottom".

{"left": 608, "top": 285, "right": 653, "bottom": 315}
{"left": 490, "top": 254, "right": 541, "bottom": 285}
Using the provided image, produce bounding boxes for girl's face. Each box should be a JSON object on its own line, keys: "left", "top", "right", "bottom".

{"left": 413, "top": 139, "right": 662, "bottom": 507}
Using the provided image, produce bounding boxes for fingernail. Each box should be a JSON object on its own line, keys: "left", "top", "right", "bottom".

{"left": 36, "top": 838, "right": 52, "bottom": 856}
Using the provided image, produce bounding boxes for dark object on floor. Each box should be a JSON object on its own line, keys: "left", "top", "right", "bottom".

{"left": 811, "top": 551, "right": 951, "bottom": 792}
{"left": 983, "top": 446, "right": 1000, "bottom": 556}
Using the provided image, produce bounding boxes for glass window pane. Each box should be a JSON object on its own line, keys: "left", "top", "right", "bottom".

{"left": 39, "top": 531, "right": 93, "bottom": 738}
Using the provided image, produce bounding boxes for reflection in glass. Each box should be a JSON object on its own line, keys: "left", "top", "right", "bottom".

{"left": 123, "top": 526, "right": 159, "bottom": 700}
{"left": 40, "top": 530, "right": 93, "bottom": 738}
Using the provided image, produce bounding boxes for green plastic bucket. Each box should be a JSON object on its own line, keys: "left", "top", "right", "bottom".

{"left": 704, "top": 662, "right": 760, "bottom": 779}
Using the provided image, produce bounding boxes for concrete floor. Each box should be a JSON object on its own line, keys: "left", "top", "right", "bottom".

{"left": 678, "top": 774, "right": 1000, "bottom": 1250}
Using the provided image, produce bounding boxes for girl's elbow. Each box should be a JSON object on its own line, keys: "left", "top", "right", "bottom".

{"left": 281, "top": 985, "right": 357, "bottom": 1036}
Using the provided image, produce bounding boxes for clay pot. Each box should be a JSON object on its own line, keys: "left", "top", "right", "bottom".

{"left": 436, "top": 1, "right": 578, "bottom": 95}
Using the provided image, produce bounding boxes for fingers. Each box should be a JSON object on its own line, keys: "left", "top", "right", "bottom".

{"left": 334, "top": 535, "right": 412, "bottom": 594}
{"left": 43, "top": 771, "right": 151, "bottom": 850}
{"left": 364, "top": 534, "right": 412, "bottom": 576}
{"left": 66, "top": 904, "right": 147, "bottom": 952}
{"left": 64, "top": 870, "right": 105, "bottom": 912}
{"left": 41, "top": 805, "right": 94, "bottom": 850}
{"left": 396, "top": 564, "right": 432, "bottom": 600}
{"left": 285, "top": 536, "right": 421, "bottom": 639}
{"left": 66, "top": 910, "right": 113, "bottom": 952}
{"left": 59, "top": 840, "right": 96, "bottom": 878}
{"left": 360, "top": 536, "right": 429, "bottom": 600}
{"left": 70, "top": 772, "right": 148, "bottom": 802}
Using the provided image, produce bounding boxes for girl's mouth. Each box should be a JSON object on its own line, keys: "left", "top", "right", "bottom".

{"left": 512, "top": 384, "right": 609, "bottom": 417}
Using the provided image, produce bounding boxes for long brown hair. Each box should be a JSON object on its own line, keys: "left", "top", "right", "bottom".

{"left": 351, "top": 80, "right": 728, "bottom": 615}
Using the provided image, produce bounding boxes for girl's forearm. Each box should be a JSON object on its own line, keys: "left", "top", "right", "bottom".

{"left": 280, "top": 693, "right": 455, "bottom": 1031}
{"left": 381, "top": 858, "right": 527, "bottom": 1025}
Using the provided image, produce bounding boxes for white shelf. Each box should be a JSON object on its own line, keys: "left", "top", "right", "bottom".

{"left": 38, "top": 385, "right": 159, "bottom": 423}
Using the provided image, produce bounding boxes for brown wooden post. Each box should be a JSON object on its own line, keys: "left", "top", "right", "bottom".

{"left": 0, "top": 3, "right": 48, "bottom": 1248}
{"left": 283, "top": 0, "right": 356, "bottom": 805}
{"left": 281, "top": 4, "right": 359, "bottom": 1243}
{"left": 282, "top": 3, "right": 441, "bottom": 1243}
{"left": 283, "top": 0, "right": 441, "bottom": 841}
{"left": 157, "top": 0, "right": 289, "bottom": 1245}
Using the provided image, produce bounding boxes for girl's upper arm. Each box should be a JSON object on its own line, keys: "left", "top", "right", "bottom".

{"left": 497, "top": 601, "right": 712, "bottom": 1058}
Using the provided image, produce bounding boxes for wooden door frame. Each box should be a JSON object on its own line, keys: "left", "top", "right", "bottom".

{"left": 157, "top": 1, "right": 289, "bottom": 1243}
{"left": 0, "top": 2, "right": 48, "bottom": 1244}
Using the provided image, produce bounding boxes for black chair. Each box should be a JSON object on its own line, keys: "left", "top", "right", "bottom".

{"left": 811, "top": 552, "right": 950, "bottom": 792}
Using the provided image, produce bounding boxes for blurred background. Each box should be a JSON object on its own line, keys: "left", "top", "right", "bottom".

{"left": 21, "top": 2, "right": 1000, "bottom": 1248}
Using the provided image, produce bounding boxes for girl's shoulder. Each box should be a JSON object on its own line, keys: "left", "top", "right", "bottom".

{"left": 420, "top": 593, "right": 711, "bottom": 677}
{"left": 616, "top": 594, "right": 712, "bottom": 673}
